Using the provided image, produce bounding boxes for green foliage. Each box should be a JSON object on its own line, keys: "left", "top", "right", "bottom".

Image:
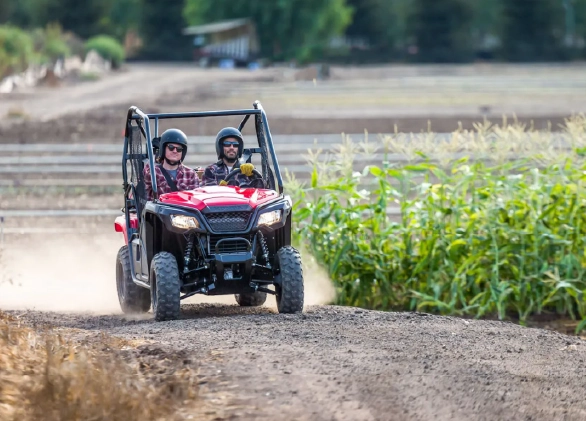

{"left": 344, "top": 0, "right": 411, "bottom": 59}
{"left": 31, "top": 23, "right": 71, "bottom": 63}
{"left": 3, "top": 0, "right": 586, "bottom": 63}
{"left": 0, "top": 23, "right": 78, "bottom": 78}
{"left": 289, "top": 116, "right": 586, "bottom": 332}
{"left": 499, "top": 0, "right": 567, "bottom": 61}
{"left": 183, "top": 0, "right": 353, "bottom": 63}
{"left": 85, "top": 35, "right": 125, "bottom": 68}
{"left": 1, "top": 0, "right": 139, "bottom": 43}
{"left": 43, "top": 37, "right": 70, "bottom": 60}
{"left": 409, "top": 0, "right": 474, "bottom": 62}
{"left": 107, "top": 0, "right": 140, "bottom": 41}
{"left": 0, "top": 24, "right": 35, "bottom": 78}
{"left": 38, "top": 0, "right": 111, "bottom": 40}
{"left": 139, "top": 0, "right": 191, "bottom": 60}
{"left": 576, "top": 0, "right": 586, "bottom": 41}
{"left": 0, "top": 0, "right": 44, "bottom": 28}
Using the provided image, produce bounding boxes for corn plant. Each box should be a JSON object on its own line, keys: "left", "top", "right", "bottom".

{"left": 289, "top": 115, "right": 586, "bottom": 333}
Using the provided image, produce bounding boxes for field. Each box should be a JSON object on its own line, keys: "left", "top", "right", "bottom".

{"left": 2, "top": 63, "right": 586, "bottom": 420}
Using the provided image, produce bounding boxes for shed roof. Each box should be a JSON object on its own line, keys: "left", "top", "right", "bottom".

{"left": 182, "top": 18, "right": 252, "bottom": 36}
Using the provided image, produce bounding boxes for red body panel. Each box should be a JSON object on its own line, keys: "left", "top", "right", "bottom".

{"left": 114, "top": 213, "right": 138, "bottom": 244}
{"left": 159, "top": 186, "right": 279, "bottom": 210}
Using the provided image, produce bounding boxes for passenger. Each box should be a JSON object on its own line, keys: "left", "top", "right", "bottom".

{"left": 144, "top": 128, "right": 201, "bottom": 200}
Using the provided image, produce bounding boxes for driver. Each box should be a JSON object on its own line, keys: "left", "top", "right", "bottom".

{"left": 144, "top": 128, "right": 201, "bottom": 200}
{"left": 202, "top": 127, "right": 257, "bottom": 187}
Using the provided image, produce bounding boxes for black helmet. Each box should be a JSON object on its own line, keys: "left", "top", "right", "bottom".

{"left": 215, "top": 127, "right": 243, "bottom": 159}
{"left": 158, "top": 128, "right": 188, "bottom": 162}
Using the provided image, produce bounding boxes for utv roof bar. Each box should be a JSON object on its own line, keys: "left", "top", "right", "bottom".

{"left": 131, "top": 109, "right": 261, "bottom": 120}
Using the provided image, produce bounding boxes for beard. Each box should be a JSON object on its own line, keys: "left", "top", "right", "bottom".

{"left": 224, "top": 156, "right": 237, "bottom": 164}
{"left": 164, "top": 157, "right": 180, "bottom": 166}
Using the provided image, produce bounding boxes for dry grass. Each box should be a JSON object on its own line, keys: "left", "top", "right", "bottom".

{"left": 0, "top": 312, "right": 198, "bottom": 421}
{"left": 287, "top": 114, "right": 586, "bottom": 189}
{"left": 378, "top": 114, "right": 586, "bottom": 166}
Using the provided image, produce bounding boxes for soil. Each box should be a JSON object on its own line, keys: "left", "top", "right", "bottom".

{"left": 9, "top": 305, "right": 586, "bottom": 421}
{"left": 1, "top": 62, "right": 583, "bottom": 142}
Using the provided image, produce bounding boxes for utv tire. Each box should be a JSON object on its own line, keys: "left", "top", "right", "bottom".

{"left": 116, "top": 246, "right": 151, "bottom": 314}
{"left": 150, "top": 252, "right": 181, "bottom": 321}
{"left": 275, "top": 246, "right": 304, "bottom": 313}
{"left": 235, "top": 291, "right": 267, "bottom": 307}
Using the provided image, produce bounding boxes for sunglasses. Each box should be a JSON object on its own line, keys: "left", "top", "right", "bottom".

{"left": 167, "top": 145, "right": 184, "bottom": 152}
{"left": 223, "top": 141, "right": 239, "bottom": 147}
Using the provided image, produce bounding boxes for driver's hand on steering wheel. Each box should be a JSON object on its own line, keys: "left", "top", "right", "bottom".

{"left": 240, "top": 163, "right": 255, "bottom": 177}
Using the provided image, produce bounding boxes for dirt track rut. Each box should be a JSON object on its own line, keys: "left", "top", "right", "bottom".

{"left": 15, "top": 304, "right": 586, "bottom": 421}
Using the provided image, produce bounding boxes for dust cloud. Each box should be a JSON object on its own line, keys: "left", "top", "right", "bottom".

{"left": 299, "top": 253, "right": 336, "bottom": 306}
{"left": 0, "top": 228, "right": 335, "bottom": 314}
{"left": 0, "top": 233, "right": 123, "bottom": 313}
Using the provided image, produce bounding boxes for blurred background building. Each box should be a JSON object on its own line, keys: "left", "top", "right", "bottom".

{"left": 182, "top": 18, "right": 260, "bottom": 67}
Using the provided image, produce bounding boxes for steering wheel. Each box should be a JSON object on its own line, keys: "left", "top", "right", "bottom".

{"left": 223, "top": 167, "right": 265, "bottom": 188}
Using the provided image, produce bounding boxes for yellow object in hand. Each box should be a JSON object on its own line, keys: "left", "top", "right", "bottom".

{"left": 219, "top": 180, "right": 228, "bottom": 186}
{"left": 240, "top": 163, "right": 255, "bottom": 177}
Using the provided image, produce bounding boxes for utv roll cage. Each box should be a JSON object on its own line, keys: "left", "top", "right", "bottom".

{"left": 121, "top": 100, "right": 283, "bottom": 235}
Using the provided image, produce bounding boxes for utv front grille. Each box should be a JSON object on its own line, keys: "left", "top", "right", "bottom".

{"left": 209, "top": 235, "right": 253, "bottom": 254}
{"left": 205, "top": 211, "right": 251, "bottom": 232}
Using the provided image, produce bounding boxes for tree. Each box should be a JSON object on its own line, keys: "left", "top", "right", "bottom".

{"left": 465, "top": 0, "right": 502, "bottom": 57}
{"left": 343, "top": 0, "right": 412, "bottom": 61}
{"left": 139, "top": 0, "right": 191, "bottom": 60}
{"left": 107, "top": 0, "right": 141, "bottom": 40}
{"left": 183, "top": 0, "right": 353, "bottom": 62}
{"left": 38, "top": 0, "right": 110, "bottom": 39}
{"left": 499, "top": 0, "right": 566, "bottom": 61}
{"left": 409, "top": 0, "right": 474, "bottom": 63}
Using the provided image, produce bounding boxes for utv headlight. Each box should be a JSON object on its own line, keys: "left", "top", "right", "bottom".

{"left": 257, "top": 210, "right": 282, "bottom": 227}
{"left": 171, "top": 215, "right": 200, "bottom": 230}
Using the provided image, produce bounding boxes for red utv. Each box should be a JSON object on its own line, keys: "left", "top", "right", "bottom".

{"left": 114, "top": 102, "right": 304, "bottom": 321}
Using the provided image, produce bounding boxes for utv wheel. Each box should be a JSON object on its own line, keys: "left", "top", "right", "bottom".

{"left": 235, "top": 291, "right": 267, "bottom": 307}
{"left": 116, "top": 246, "right": 151, "bottom": 314}
{"left": 275, "top": 246, "right": 304, "bottom": 313}
{"left": 150, "top": 252, "right": 181, "bottom": 321}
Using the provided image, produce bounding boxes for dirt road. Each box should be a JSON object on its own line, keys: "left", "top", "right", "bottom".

{"left": 13, "top": 305, "right": 586, "bottom": 421}
{"left": 0, "top": 63, "right": 278, "bottom": 126}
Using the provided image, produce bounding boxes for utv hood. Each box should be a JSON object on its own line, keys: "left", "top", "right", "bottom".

{"left": 159, "top": 185, "right": 280, "bottom": 211}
